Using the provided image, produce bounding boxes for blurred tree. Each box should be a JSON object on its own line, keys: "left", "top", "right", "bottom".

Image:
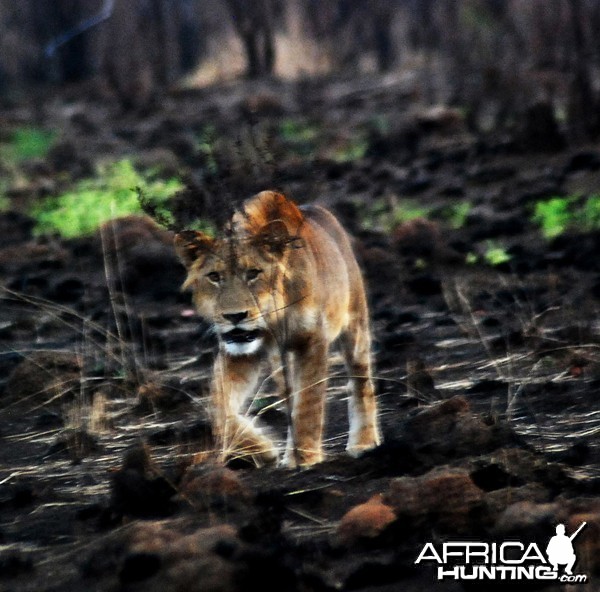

{"left": 568, "top": 0, "right": 599, "bottom": 140}
{"left": 99, "top": 0, "right": 204, "bottom": 110}
{"left": 100, "top": 0, "right": 156, "bottom": 110}
{"left": 304, "top": 0, "right": 398, "bottom": 74}
{"left": 44, "top": 0, "right": 98, "bottom": 83}
{"left": 226, "top": 0, "right": 278, "bottom": 78}
{"left": 1, "top": 0, "right": 600, "bottom": 142}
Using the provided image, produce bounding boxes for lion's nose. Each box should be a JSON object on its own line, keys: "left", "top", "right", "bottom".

{"left": 223, "top": 312, "right": 248, "bottom": 325}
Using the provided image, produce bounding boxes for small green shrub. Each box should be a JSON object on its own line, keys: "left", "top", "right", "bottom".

{"left": 331, "top": 136, "right": 369, "bottom": 163}
{"left": 579, "top": 194, "right": 600, "bottom": 231}
{"left": 1, "top": 127, "right": 57, "bottom": 163}
{"left": 484, "top": 241, "right": 511, "bottom": 266}
{"left": 360, "top": 198, "right": 430, "bottom": 233}
{"left": 532, "top": 197, "right": 572, "bottom": 238}
{"left": 197, "top": 125, "right": 219, "bottom": 174}
{"left": 390, "top": 203, "right": 430, "bottom": 228}
{"left": 279, "top": 119, "right": 319, "bottom": 143}
{"left": 31, "top": 159, "right": 183, "bottom": 238}
{"left": 532, "top": 194, "right": 600, "bottom": 238}
{"left": 442, "top": 201, "right": 471, "bottom": 229}
{"left": 279, "top": 119, "right": 319, "bottom": 157}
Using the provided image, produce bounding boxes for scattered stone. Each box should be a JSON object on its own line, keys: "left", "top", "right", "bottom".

{"left": 47, "top": 276, "right": 85, "bottom": 303}
{"left": 96, "top": 216, "right": 183, "bottom": 299}
{"left": 384, "top": 467, "right": 485, "bottom": 534}
{"left": 180, "top": 465, "right": 250, "bottom": 509}
{"left": 415, "top": 105, "right": 465, "bottom": 134}
{"left": 402, "top": 396, "right": 513, "bottom": 460}
{"left": 494, "top": 501, "right": 562, "bottom": 539}
{"left": 137, "top": 379, "right": 193, "bottom": 412}
{"left": 44, "top": 429, "right": 100, "bottom": 462}
{"left": 515, "top": 102, "right": 566, "bottom": 152}
{"left": 336, "top": 494, "right": 397, "bottom": 546}
{"left": 405, "top": 357, "right": 441, "bottom": 403}
{"left": 0, "top": 551, "right": 34, "bottom": 577}
{"left": 392, "top": 218, "right": 442, "bottom": 260}
{"left": 5, "top": 351, "right": 81, "bottom": 404}
{"left": 484, "top": 483, "right": 551, "bottom": 519}
{"left": 122, "top": 522, "right": 239, "bottom": 591}
{"left": 110, "top": 445, "right": 178, "bottom": 518}
{"left": 0, "top": 212, "right": 35, "bottom": 247}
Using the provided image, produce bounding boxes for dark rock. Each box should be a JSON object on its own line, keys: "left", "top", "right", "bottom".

{"left": 119, "top": 522, "right": 239, "bottom": 591}
{"left": 34, "top": 410, "right": 64, "bottom": 429}
{"left": 180, "top": 465, "right": 250, "bottom": 509}
{"left": 0, "top": 551, "right": 34, "bottom": 577}
{"left": 336, "top": 494, "right": 397, "bottom": 547}
{"left": 467, "top": 165, "right": 516, "bottom": 184}
{"left": 5, "top": 351, "right": 81, "bottom": 404}
{"left": 119, "top": 552, "right": 162, "bottom": 583}
{"left": 406, "top": 273, "right": 442, "bottom": 296}
{"left": 470, "top": 462, "right": 524, "bottom": 491}
{"left": 466, "top": 379, "right": 507, "bottom": 395}
{"left": 96, "top": 216, "right": 183, "bottom": 300}
{"left": 565, "top": 151, "right": 600, "bottom": 172}
{"left": 110, "top": 446, "right": 178, "bottom": 518}
{"left": 549, "top": 441, "right": 591, "bottom": 466}
{"left": 515, "top": 102, "right": 566, "bottom": 153}
{"left": 400, "top": 396, "right": 520, "bottom": 461}
{"left": 44, "top": 429, "right": 100, "bottom": 461}
{"left": 384, "top": 467, "right": 486, "bottom": 534}
{"left": 494, "top": 500, "right": 561, "bottom": 539}
{"left": 48, "top": 277, "right": 85, "bottom": 303}
{"left": 0, "top": 212, "right": 35, "bottom": 247}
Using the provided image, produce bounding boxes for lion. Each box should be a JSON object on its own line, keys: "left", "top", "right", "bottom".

{"left": 175, "top": 191, "right": 380, "bottom": 467}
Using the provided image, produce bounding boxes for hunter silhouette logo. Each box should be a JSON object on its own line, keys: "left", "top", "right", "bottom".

{"left": 415, "top": 521, "right": 589, "bottom": 583}
{"left": 546, "top": 522, "right": 586, "bottom": 575}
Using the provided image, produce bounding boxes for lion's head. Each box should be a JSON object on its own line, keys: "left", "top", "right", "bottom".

{"left": 174, "top": 191, "right": 304, "bottom": 356}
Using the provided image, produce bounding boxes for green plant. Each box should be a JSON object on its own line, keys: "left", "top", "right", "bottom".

{"left": 197, "top": 125, "right": 219, "bottom": 174}
{"left": 331, "top": 136, "right": 369, "bottom": 163}
{"left": 465, "top": 252, "right": 478, "bottom": 265}
{"left": 532, "top": 197, "right": 572, "bottom": 238}
{"left": 532, "top": 194, "right": 600, "bottom": 238}
{"left": 444, "top": 201, "right": 472, "bottom": 229}
{"left": 579, "top": 194, "right": 600, "bottom": 231}
{"left": 1, "top": 126, "right": 57, "bottom": 163}
{"left": 279, "top": 119, "right": 319, "bottom": 143}
{"left": 279, "top": 118, "right": 319, "bottom": 156}
{"left": 30, "top": 159, "right": 183, "bottom": 238}
{"left": 360, "top": 198, "right": 431, "bottom": 233}
{"left": 0, "top": 180, "right": 9, "bottom": 211}
{"left": 484, "top": 242, "right": 511, "bottom": 266}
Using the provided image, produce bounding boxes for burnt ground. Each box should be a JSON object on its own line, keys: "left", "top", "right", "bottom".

{"left": 0, "top": 75, "right": 599, "bottom": 591}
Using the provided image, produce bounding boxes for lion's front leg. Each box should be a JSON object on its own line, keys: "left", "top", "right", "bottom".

{"left": 212, "top": 353, "right": 278, "bottom": 466}
{"left": 282, "top": 337, "right": 328, "bottom": 468}
{"left": 340, "top": 319, "right": 381, "bottom": 456}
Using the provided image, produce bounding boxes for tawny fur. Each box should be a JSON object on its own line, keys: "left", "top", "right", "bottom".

{"left": 175, "top": 191, "right": 380, "bottom": 467}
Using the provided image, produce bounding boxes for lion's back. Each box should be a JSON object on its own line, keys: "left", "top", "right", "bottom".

{"left": 293, "top": 204, "right": 368, "bottom": 340}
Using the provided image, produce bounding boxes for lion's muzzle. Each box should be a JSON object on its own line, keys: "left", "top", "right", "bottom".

{"left": 220, "top": 328, "right": 264, "bottom": 356}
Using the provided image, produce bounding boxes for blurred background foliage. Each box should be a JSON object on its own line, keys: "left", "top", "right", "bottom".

{"left": 0, "top": 0, "right": 599, "bottom": 140}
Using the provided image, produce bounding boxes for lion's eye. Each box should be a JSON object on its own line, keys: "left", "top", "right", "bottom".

{"left": 246, "top": 268, "right": 262, "bottom": 282}
{"left": 206, "top": 271, "right": 221, "bottom": 284}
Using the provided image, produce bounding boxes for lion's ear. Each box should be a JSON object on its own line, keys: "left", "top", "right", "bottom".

{"left": 174, "top": 230, "right": 214, "bottom": 268}
{"left": 253, "top": 220, "right": 304, "bottom": 256}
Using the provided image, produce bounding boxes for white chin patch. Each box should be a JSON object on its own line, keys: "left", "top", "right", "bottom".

{"left": 223, "top": 337, "right": 263, "bottom": 356}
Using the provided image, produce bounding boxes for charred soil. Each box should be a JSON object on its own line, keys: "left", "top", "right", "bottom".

{"left": 1, "top": 76, "right": 599, "bottom": 591}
